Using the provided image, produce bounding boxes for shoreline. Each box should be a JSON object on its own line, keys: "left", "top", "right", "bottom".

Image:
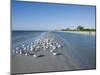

{"left": 55, "top": 31, "right": 96, "bottom": 36}
{"left": 11, "top": 32, "right": 80, "bottom": 74}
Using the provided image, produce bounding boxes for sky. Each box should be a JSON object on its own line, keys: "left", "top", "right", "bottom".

{"left": 12, "top": 0, "right": 96, "bottom": 30}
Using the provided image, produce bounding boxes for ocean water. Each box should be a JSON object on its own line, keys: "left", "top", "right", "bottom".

{"left": 12, "top": 31, "right": 96, "bottom": 70}
{"left": 12, "top": 31, "right": 44, "bottom": 49}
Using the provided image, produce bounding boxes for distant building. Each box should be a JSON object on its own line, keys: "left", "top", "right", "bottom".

{"left": 77, "top": 26, "right": 84, "bottom": 30}
{"left": 66, "top": 28, "right": 70, "bottom": 31}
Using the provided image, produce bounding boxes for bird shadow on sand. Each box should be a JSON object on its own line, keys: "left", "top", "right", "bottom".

{"left": 56, "top": 53, "right": 63, "bottom": 55}
{"left": 38, "top": 55, "right": 45, "bottom": 58}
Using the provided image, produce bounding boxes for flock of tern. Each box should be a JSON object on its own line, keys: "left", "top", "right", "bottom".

{"left": 12, "top": 32, "right": 63, "bottom": 58}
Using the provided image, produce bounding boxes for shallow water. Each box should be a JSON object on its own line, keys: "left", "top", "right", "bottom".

{"left": 54, "top": 32, "right": 96, "bottom": 69}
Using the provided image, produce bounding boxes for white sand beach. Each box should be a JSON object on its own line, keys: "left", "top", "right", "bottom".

{"left": 56, "top": 31, "right": 95, "bottom": 36}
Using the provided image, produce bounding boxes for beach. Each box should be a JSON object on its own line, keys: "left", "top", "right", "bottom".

{"left": 56, "top": 31, "right": 95, "bottom": 36}
{"left": 11, "top": 31, "right": 96, "bottom": 74}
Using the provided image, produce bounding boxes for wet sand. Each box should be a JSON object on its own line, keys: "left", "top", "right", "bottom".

{"left": 11, "top": 33, "right": 94, "bottom": 74}
{"left": 11, "top": 32, "right": 80, "bottom": 74}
